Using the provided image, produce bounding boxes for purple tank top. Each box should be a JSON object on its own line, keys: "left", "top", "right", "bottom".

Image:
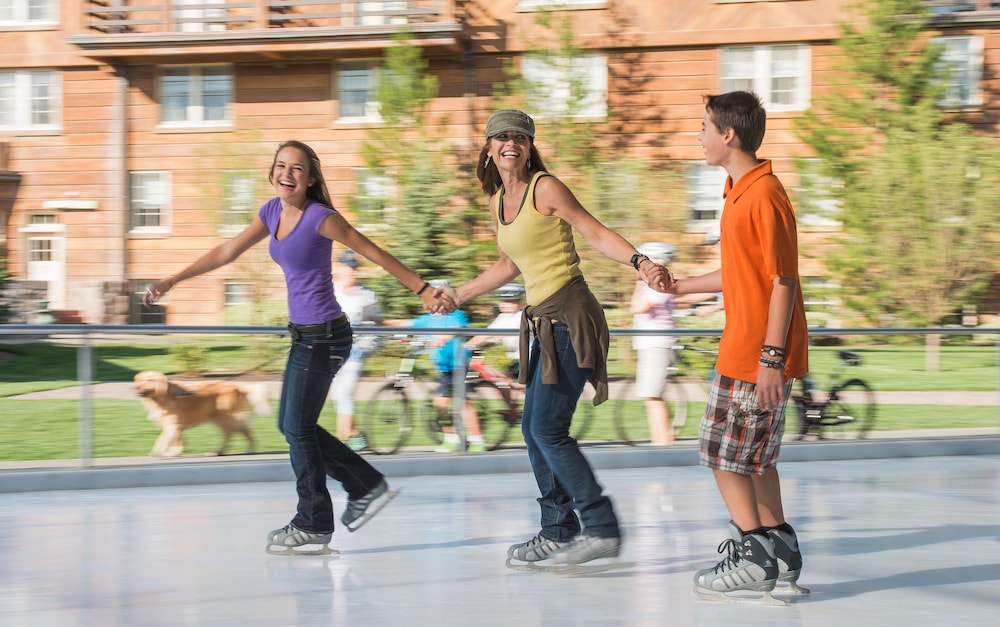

{"left": 259, "top": 197, "right": 342, "bottom": 325}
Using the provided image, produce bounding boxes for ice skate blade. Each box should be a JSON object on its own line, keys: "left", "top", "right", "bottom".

{"left": 505, "top": 557, "right": 628, "bottom": 575}
{"left": 266, "top": 544, "right": 340, "bottom": 557}
{"left": 779, "top": 581, "right": 811, "bottom": 595}
{"left": 692, "top": 585, "right": 788, "bottom": 606}
{"left": 345, "top": 487, "right": 401, "bottom": 533}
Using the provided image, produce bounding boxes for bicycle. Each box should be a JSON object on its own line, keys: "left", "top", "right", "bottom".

{"left": 358, "top": 338, "right": 515, "bottom": 454}
{"left": 462, "top": 348, "right": 596, "bottom": 449}
{"left": 791, "top": 349, "right": 876, "bottom": 440}
{"left": 611, "top": 342, "right": 718, "bottom": 446}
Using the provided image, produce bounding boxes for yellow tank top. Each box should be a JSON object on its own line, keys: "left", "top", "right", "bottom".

{"left": 495, "top": 172, "right": 582, "bottom": 306}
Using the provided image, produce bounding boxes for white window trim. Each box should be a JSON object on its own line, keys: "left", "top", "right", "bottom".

{"left": 156, "top": 64, "right": 234, "bottom": 129}
{"left": 129, "top": 171, "right": 172, "bottom": 234}
{"left": 934, "top": 35, "right": 984, "bottom": 107}
{"left": 516, "top": 0, "right": 608, "bottom": 10}
{"left": 720, "top": 44, "right": 811, "bottom": 112}
{"left": 0, "top": 69, "right": 61, "bottom": 131}
{"left": 685, "top": 162, "right": 727, "bottom": 226}
{"left": 0, "top": 0, "right": 59, "bottom": 26}
{"left": 336, "top": 60, "right": 382, "bottom": 123}
{"left": 521, "top": 52, "right": 608, "bottom": 119}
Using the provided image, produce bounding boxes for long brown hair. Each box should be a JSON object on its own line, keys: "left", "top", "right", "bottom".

{"left": 268, "top": 140, "right": 334, "bottom": 207}
{"left": 476, "top": 140, "right": 548, "bottom": 196}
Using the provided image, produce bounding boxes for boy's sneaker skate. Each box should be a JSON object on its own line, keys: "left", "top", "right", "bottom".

{"left": 551, "top": 534, "right": 621, "bottom": 565}
{"left": 347, "top": 434, "right": 368, "bottom": 452}
{"left": 768, "top": 525, "right": 810, "bottom": 594}
{"left": 693, "top": 522, "right": 784, "bottom": 606}
{"left": 505, "top": 533, "right": 569, "bottom": 569}
{"left": 265, "top": 523, "right": 336, "bottom": 556}
{"left": 341, "top": 479, "right": 400, "bottom": 532}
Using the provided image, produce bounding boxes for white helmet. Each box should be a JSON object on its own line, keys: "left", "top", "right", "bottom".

{"left": 494, "top": 282, "right": 525, "bottom": 300}
{"left": 637, "top": 242, "right": 675, "bottom": 264}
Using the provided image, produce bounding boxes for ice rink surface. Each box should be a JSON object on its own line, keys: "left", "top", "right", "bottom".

{"left": 1, "top": 454, "right": 998, "bottom": 627}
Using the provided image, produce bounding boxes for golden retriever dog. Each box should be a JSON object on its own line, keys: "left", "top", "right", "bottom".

{"left": 133, "top": 370, "right": 269, "bottom": 457}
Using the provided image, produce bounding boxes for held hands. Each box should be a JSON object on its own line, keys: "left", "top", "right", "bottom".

{"left": 639, "top": 261, "right": 675, "bottom": 293}
{"left": 421, "top": 283, "right": 458, "bottom": 314}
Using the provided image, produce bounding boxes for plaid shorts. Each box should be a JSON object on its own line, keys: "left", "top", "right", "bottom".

{"left": 698, "top": 374, "right": 793, "bottom": 475}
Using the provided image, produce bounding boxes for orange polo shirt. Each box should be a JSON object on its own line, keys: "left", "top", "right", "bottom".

{"left": 715, "top": 160, "right": 809, "bottom": 383}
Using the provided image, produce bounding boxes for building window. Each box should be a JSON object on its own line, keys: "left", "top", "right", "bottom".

{"left": 686, "top": 162, "right": 727, "bottom": 224}
{"left": 720, "top": 45, "right": 810, "bottom": 111}
{"left": 132, "top": 281, "right": 166, "bottom": 324}
{"left": 356, "top": 1, "right": 407, "bottom": 25}
{"left": 337, "top": 61, "right": 380, "bottom": 121}
{"left": 159, "top": 65, "right": 233, "bottom": 126}
{"left": 174, "top": 0, "right": 227, "bottom": 32}
{"left": 220, "top": 170, "right": 259, "bottom": 232}
{"left": 517, "top": 0, "right": 607, "bottom": 8}
{"left": 224, "top": 280, "right": 253, "bottom": 306}
{"left": 521, "top": 53, "right": 608, "bottom": 118}
{"left": 933, "top": 35, "right": 983, "bottom": 107}
{"left": 129, "top": 171, "right": 170, "bottom": 231}
{"left": 27, "top": 236, "right": 53, "bottom": 261}
{"left": 0, "top": 69, "right": 60, "bottom": 130}
{"left": 354, "top": 168, "right": 395, "bottom": 218}
{"left": 0, "top": 0, "right": 58, "bottom": 24}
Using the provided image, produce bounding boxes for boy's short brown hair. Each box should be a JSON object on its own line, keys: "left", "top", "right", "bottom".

{"left": 704, "top": 91, "right": 766, "bottom": 152}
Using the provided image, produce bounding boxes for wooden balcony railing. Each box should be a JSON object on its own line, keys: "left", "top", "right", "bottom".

{"left": 80, "top": 0, "right": 450, "bottom": 35}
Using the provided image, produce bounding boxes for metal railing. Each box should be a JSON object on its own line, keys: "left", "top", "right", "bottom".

{"left": 1, "top": 324, "right": 998, "bottom": 468}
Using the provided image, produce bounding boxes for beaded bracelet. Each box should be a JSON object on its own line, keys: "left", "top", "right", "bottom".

{"left": 759, "top": 357, "right": 785, "bottom": 369}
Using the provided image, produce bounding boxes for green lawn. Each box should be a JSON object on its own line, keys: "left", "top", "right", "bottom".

{"left": 0, "top": 337, "right": 997, "bottom": 461}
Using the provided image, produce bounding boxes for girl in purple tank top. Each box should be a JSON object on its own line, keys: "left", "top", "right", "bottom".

{"left": 144, "top": 140, "right": 447, "bottom": 554}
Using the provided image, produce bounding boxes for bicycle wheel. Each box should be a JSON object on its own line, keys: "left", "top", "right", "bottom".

{"left": 358, "top": 382, "right": 413, "bottom": 455}
{"left": 466, "top": 380, "right": 515, "bottom": 451}
{"left": 612, "top": 378, "right": 688, "bottom": 446}
{"left": 819, "top": 378, "right": 876, "bottom": 439}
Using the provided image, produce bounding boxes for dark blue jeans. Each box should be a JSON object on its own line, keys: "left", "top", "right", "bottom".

{"left": 278, "top": 317, "right": 384, "bottom": 533}
{"left": 521, "top": 322, "right": 620, "bottom": 541}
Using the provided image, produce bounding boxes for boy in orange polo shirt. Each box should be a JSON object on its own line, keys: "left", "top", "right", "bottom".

{"left": 671, "top": 91, "right": 809, "bottom": 604}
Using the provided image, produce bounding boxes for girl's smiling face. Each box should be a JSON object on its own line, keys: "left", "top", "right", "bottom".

{"left": 270, "top": 146, "right": 314, "bottom": 203}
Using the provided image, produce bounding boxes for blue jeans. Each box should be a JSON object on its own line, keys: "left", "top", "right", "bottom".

{"left": 521, "top": 322, "right": 620, "bottom": 541}
{"left": 279, "top": 317, "right": 384, "bottom": 533}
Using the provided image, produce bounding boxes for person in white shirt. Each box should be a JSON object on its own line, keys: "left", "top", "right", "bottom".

{"left": 329, "top": 251, "right": 382, "bottom": 451}
{"left": 630, "top": 243, "right": 678, "bottom": 445}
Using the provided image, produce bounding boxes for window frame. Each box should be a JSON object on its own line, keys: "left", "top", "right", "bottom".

{"left": 157, "top": 64, "right": 234, "bottom": 128}
{"left": 0, "top": 0, "right": 59, "bottom": 26}
{"left": 685, "top": 162, "right": 728, "bottom": 225}
{"left": 0, "top": 69, "right": 61, "bottom": 131}
{"left": 128, "top": 170, "right": 171, "bottom": 234}
{"left": 720, "top": 44, "right": 811, "bottom": 112}
{"left": 933, "top": 34, "right": 984, "bottom": 107}
{"left": 521, "top": 52, "right": 608, "bottom": 119}
{"left": 336, "top": 60, "right": 381, "bottom": 122}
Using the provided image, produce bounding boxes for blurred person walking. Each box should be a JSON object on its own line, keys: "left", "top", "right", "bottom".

{"left": 629, "top": 242, "right": 678, "bottom": 446}
{"left": 329, "top": 250, "right": 382, "bottom": 452}
{"left": 442, "top": 110, "right": 673, "bottom": 567}
{"left": 144, "top": 140, "right": 446, "bottom": 554}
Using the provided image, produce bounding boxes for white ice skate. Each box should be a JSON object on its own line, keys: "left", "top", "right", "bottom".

{"left": 504, "top": 533, "right": 569, "bottom": 571}
{"left": 692, "top": 524, "right": 786, "bottom": 606}
{"left": 768, "top": 526, "right": 811, "bottom": 595}
{"left": 341, "top": 479, "right": 400, "bottom": 533}
{"left": 265, "top": 523, "right": 339, "bottom": 557}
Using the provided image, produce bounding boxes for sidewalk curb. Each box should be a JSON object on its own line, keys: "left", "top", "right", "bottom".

{"left": 2, "top": 435, "right": 997, "bottom": 494}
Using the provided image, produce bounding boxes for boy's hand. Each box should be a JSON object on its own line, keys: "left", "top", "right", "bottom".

{"left": 640, "top": 262, "right": 675, "bottom": 293}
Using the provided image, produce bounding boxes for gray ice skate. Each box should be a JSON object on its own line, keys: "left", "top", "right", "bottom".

{"left": 551, "top": 534, "right": 621, "bottom": 565}
{"left": 768, "top": 525, "right": 810, "bottom": 594}
{"left": 341, "top": 479, "right": 400, "bottom": 532}
{"left": 504, "top": 533, "right": 569, "bottom": 570}
{"left": 692, "top": 522, "right": 784, "bottom": 606}
{"left": 265, "top": 523, "right": 338, "bottom": 556}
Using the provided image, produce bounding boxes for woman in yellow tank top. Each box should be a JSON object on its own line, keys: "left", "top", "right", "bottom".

{"left": 444, "top": 110, "right": 673, "bottom": 568}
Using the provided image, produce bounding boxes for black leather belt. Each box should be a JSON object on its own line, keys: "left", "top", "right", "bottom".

{"left": 287, "top": 314, "right": 347, "bottom": 338}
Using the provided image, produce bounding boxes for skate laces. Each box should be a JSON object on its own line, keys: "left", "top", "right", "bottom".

{"left": 711, "top": 538, "right": 744, "bottom": 573}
